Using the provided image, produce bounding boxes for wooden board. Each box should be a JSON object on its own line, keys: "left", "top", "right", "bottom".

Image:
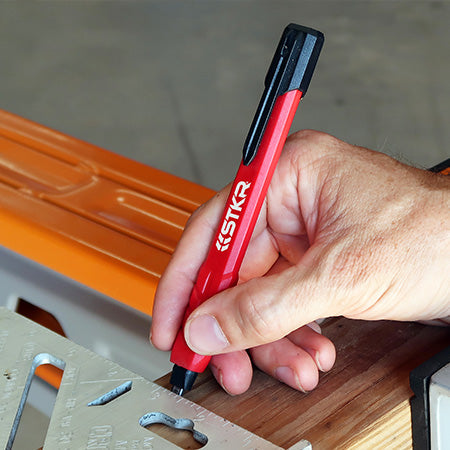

{"left": 157, "top": 318, "right": 449, "bottom": 449}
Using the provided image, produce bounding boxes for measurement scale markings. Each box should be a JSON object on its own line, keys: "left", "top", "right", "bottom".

{"left": 79, "top": 377, "right": 141, "bottom": 384}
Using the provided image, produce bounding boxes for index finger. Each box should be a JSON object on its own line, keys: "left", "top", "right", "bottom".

{"left": 150, "top": 185, "right": 231, "bottom": 351}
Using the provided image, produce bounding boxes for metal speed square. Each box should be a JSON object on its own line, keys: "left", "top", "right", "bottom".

{"left": 0, "top": 307, "right": 311, "bottom": 449}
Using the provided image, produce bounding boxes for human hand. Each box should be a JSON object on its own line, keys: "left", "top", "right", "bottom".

{"left": 151, "top": 130, "right": 450, "bottom": 395}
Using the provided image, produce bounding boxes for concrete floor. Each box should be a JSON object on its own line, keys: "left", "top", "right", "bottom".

{"left": 1, "top": 1, "right": 449, "bottom": 447}
{"left": 1, "top": 1, "right": 449, "bottom": 191}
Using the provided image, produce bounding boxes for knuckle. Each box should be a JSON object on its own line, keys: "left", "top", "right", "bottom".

{"left": 286, "top": 130, "right": 346, "bottom": 171}
{"left": 234, "top": 285, "right": 277, "bottom": 345}
{"left": 289, "top": 129, "right": 338, "bottom": 148}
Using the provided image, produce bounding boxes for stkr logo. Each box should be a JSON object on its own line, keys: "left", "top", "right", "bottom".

{"left": 215, "top": 181, "right": 252, "bottom": 252}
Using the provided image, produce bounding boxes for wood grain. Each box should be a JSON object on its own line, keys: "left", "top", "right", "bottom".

{"left": 345, "top": 400, "right": 412, "bottom": 449}
{"left": 156, "top": 318, "right": 449, "bottom": 449}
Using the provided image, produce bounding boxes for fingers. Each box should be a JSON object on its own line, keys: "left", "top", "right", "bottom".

{"left": 183, "top": 260, "right": 337, "bottom": 355}
{"left": 210, "top": 351, "right": 253, "bottom": 395}
{"left": 238, "top": 222, "right": 279, "bottom": 283}
{"left": 252, "top": 324, "right": 335, "bottom": 392}
{"left": 287, "top": 325, "right": 336, "bottom": 372}
{"left": 251, "top": 338, "right": 319, "bottom": 392}
{"left": 151, "top": 187, "right": 230, "bottom": 350}
{"left": 209, "top": 325, "right": 335, "bottom": 395}
{"left": 151, "top": 130, "right": 332, "bottom": 352}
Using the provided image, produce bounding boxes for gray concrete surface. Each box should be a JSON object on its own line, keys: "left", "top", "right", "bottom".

{"left": 1, "top": 2, "right": 449, "bottom": 191}
{"left": 1, "top": 1, "right": 449, "bottom": 446}
{"left": 12, "top": 404, "right": 51, "bottom": 450}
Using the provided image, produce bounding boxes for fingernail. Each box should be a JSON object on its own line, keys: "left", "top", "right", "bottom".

{"left": 186, "top": 315, "right": 229, "bottom": 354}
{"left": 303, "top": 347, "right": 325, "bottom": 372}
{"left": 306, "top": 321, "right": 322, "bottom": 334}
{"left": 314, "top": 351, "right": 324, "bottom": 371}
{"left": 149, "top": 329, "right": 155, "bottom": 346}
{"left": 274, "top": 366, "right": 306, "bottom": 392}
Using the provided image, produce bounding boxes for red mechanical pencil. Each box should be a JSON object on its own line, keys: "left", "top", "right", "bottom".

{"left": 170, "top": 24, "right": 324, "bottom": 395}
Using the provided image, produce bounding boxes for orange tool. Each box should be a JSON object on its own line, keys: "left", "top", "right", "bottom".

{"left": 0, "top": 109, "right": 214, "bottom": 387}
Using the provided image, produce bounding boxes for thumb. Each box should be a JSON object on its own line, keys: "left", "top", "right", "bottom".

{"left": 183, "top": 264, "right": 335, "bottom": 355}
